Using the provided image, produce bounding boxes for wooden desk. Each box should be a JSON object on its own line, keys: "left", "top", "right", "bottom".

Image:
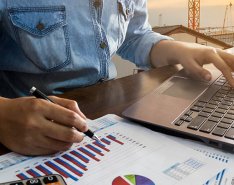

{"left": 59, "top": 65, "right": 181, "bottom": 119}
{"left": 0, "top": 65, "right": 180, "bottom": 155}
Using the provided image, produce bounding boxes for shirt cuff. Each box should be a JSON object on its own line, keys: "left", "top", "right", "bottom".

{"left": 134, "top": 32, "right": 173, "bottom": 69}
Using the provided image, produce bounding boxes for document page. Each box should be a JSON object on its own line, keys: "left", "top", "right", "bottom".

{"left": 0, "top": 115, "right": 226, "bottom": 185}
{"left": 170, "top": 135, "right": 234, "bottom": 185}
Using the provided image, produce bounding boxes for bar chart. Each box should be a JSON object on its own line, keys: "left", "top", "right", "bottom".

{"left": 15, "top": 134, "right": 125, "bottom": 183}
{"left": 0, "top": 115, "right": 225, "bottom": 185}
{"left": 203, "top": 169, "right": 226, "bottom": 185}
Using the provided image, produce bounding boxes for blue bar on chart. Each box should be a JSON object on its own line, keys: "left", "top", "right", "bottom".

{"left": 62, "top": 154, "right": 88, "bottom": 171}
{"left": 78, "top": 147, "right": 100, "bottom": 162}
{"left": 101, "top": 138, "right": 111, "bottom": 145}
{"left": 26, "top": 169, "right": 41, "bottom": 178}
{"left": 54, "top": 158, "right": 83, "bottom": 177}
{"left": 16, "top": 173, "right": 29, "bottom": 180}
{"left": 70, "top": 150, "right": 89, "bottom": 163}
{"left": 45, "top": 161, "right": 78, "bottom": 181}
{"left": 107, "top": 135, "right": 124, "bottom": 145}
{"left": 86, "top": 144, "right": 104, "bottom": 156}
{"left": 93, "top": 141, "right": 110, "bottom": 152}
{"left": 36, "top": 165, "right": 52, "bottom": 175}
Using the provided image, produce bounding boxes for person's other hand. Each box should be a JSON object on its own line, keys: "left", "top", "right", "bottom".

{"left": 0, "top": 96, "right": 87, "bottom": 155}
{"left": 151, "top": 40, "right": 234, "bottom": 87}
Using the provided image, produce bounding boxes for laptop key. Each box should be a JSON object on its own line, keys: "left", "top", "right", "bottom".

{"left": 185, "top": 116, "right": 193, "bottom": 122}
{"left": 198, "top": 112, "right": 210, "bottom": 118}
{"left": 212, "top": 127, "right": 227, "bottom": 136}
{"left": 218, "top": 105, "right": 230, "bottom": 110}
{"left": 208, "top": 100, "right": 219, "bottom": 105}
{"left": 206, "top": 104, "right": 217, "bottom": 109}
{"left": 208, "top": 116, "right": 221, "bottom": 123}
{"left": 185, "top": 110, "right": 193, "bottom": 116}
{"left": 227, "top": 110, "right": 234, "bottom": 115}
{"left": 221, "top": 118, "right": 233, "bottom": 124}
{"left": 221, "top": 101, "right": 232, "bottom": 106}
{"left": 180, "top": 115, "right": 188, "bottom": 121}
{"left": 202, "top": 108, "right": 214, "bottom": 114}
{"left": 198, "top": 85, "right": 220, "bottom": 103}
{"left": 225, "top": 128, "right": 234, "bottom": 140}
{"left": 224, "top": 114, "right": 234, "bottom": 120}
{"left": 187, "top": 116, "right": 206, "bottom": 130}
{"left": 218, "top": 122, "right": 230, "bottom": 129}
{"left": 175, "top": 120, "right": 183, "bottom": 126}
{"left": 190, "top": 106, "right": 203, "bottom": 112}
{"left": 215, "top": 108, "right": 227, "bottom": 114}
{"left": 211, "top": 112, "right": 224, "bottom": 118}
{"left": 194, "top": 101, "right": 206, "bottom": 107}
{"left": 212, "top": 97, "right": 223, "bottom": 102}
{"left": 199, "top": 120, "right": 217, "bottom": 133}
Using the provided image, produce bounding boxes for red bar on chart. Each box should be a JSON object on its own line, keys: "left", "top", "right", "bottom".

{"left": 86, "top": 144, "right": 104, "bottom": 156}
{"left": 107, "top": 135, "right": 124, "bottom": 145}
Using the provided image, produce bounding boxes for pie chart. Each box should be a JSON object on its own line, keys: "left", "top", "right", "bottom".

{"left": 112, "top": 174, "right": 155, "bottom": 185}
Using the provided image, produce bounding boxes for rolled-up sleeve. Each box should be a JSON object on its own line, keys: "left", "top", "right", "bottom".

{"left": 117, "top": 0, "right": 172, "bottom": 69}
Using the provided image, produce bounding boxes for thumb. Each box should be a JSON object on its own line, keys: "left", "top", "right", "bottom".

{"left": 198, "top": 67, "right": 212, "bottom": 81}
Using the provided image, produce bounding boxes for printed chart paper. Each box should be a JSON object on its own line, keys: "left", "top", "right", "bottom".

{"left": 170, "top": 135, "right": 234, "bottom": 185}
{"left": 0, "top": 115, "right": 226, "bottom": 185}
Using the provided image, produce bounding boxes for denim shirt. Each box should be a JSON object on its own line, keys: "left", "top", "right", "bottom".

{"left": 0, "top": 0, "right": 170, "bottom": 98}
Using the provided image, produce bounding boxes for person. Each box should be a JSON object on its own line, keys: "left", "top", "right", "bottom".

{"left": 0, "top": 1, "right": 234, "bottom": 155}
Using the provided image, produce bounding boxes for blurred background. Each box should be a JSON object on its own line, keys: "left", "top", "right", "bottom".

{"left": 114, "top": 0, "right": 234, "bottom": 78}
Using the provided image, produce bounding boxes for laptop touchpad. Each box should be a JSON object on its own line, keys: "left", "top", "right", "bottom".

{"left": 160, "top": 77, "right": 208, "bottom": 100}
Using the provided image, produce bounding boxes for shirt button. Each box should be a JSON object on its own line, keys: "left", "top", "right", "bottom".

{"left": 126, "top": 8, "right": 130, "bottom": 16}
{"left": 100, "top": 41, "right": 107, "bottom": 49}
{"left": 36, "top": 22, "right": 45, "bottom": 31}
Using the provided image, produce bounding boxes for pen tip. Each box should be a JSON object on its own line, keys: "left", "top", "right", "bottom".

{"left": 30, "top": 86, "right": 36, "bottom": 94}
{"left": 93, "top": 135, "right": 102, "bottom": 143}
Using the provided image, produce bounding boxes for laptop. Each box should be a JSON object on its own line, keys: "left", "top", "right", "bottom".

{"left": 122, "top": 67, "right": 234, "bottom": 152}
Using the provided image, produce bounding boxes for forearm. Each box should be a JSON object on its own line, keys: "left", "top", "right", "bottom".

{"left": 150, "top": 40, "right": 185, "bottom": 68}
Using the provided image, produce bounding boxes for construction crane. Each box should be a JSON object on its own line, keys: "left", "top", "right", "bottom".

{"left": 223, "top": 2, "right": 233, "bottom": 33}
{"left": 188, "top": 0, "right": 200, "bottom": 30}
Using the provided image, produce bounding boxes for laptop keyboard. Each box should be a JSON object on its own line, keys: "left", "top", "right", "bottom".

{"left": 174, "top": 75, "right": 234, "bottom": 140}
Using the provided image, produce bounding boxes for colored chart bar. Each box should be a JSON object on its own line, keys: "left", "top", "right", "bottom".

{"left": 93, "top": 141, "right": 110, "bottom": 152}
{"left": 36, "top": 165, "right": 52, "bottom": 175}
{"left": 45, "top": 161, "right": 78, "bottom": 181}
{"left": 86, "top": 144, "right": 104, "bottom": 156}
{"left": 204, "top": 169, "right": 226, "bottom": 185}
{"left": 70, "top": 150, "right": 89, "bottom": 163}
{"left": 16, "top": 173, "right": 29, "bottom": 180}
{"left": 62, "top": 154, "right": 87, "bottom": 171}
{"left": 101, "top": 138, "right": 111, "bottom": 145}
{"left": 54, "top": 158, "right": 83, "bottom": 177}
{"left": 26, "top": 169, "right": 41, "bottom": 178}
{"left": 107, "top": 135, "right": 124, "bottom": 145}
{"left": 78, "top": 147, "right": 100, "bottom": 162}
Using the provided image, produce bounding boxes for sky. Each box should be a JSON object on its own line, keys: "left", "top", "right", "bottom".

{"left": 147, "top": 0, "right": 234, "bottom": 28}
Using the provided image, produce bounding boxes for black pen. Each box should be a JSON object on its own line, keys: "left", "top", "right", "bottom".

{"left": 30, "top": 86, "right": 101, "bottom": 142}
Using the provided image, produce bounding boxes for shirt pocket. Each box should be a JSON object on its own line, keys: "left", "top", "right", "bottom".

{"left": 117, "top": 0, "right": 135, "bottom": 46}
{"left": 8, "top": 6, "right": 71, "bottom": 72}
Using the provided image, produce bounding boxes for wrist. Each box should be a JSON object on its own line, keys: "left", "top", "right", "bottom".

{"left": 150, "top": 40, "right": 185, "bottom": 67}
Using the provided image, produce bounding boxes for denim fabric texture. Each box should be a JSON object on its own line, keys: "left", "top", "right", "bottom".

{"left": 0, "top": 0, "right": 171, "bottom": 97}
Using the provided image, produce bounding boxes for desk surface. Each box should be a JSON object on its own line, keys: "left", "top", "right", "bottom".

{"left": 0, "top": 65, "right": 180, "bottom": 155}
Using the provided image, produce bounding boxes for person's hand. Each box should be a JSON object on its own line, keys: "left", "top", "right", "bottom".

{"left": 150, "top": 40, "right": 234, "bottom": 87}
{"left": 0, "top": 96, "right": 87, "bottom": 155}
